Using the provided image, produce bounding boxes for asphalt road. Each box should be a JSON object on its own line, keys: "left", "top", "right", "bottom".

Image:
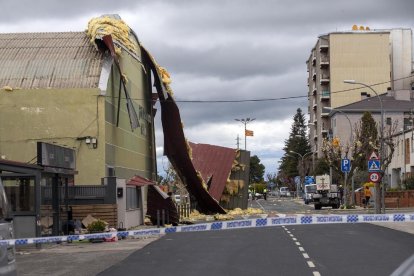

{"left": 98, "top": 224, "right": 414, "bottom": 276}
{"left": 249, "top": 196, "right": 313, "bottom": 214}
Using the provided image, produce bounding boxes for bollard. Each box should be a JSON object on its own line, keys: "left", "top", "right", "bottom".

{"left": 161, "top": 209, "right": 165, "bottom": 226}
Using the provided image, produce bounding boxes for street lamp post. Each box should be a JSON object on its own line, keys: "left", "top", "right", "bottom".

{"left": 235, "top": 118, "right": 255, "bottom": 151}
{"left": 290, "top": 150, "right": 312, "bottom": 198}
{"left": 324, "top": 107, "right": 354, "bottom": 206}
{"left": 344, "top": 80, "right": 384, "bottom": 214}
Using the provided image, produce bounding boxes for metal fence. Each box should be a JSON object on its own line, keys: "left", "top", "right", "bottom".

{"left": 41, "top": 185, "right": 107, "bottom": 204}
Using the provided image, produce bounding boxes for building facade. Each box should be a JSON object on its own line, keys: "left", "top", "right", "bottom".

{"left": 0, "top": 31, "right": 156, "bottom": 184}
{"left": 307, "top": 28, "right": 413, "bottom": 158}
{"left": 329, "top": 89, "right": 414, "bottom": 189}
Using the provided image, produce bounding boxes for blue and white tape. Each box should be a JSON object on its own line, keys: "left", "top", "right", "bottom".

{"left": 7, "top": 213, "right": 414, "bottom": 246}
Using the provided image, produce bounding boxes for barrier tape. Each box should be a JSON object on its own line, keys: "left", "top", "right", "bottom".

{"left": 6, "top": 213, "right": 414, "bottom": 246}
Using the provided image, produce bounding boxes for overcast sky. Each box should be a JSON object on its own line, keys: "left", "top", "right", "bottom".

{"left": 2, "top": 0, "right": 414, "bottom": 176}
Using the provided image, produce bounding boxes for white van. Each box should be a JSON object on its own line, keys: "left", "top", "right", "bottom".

{"left": 304, "top": 184, "right": 317, "bottom": 204}
{"left": 279, "top": 187, "right": 291, "bottom": 197}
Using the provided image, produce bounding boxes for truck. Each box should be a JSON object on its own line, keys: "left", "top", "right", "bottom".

{"left": 303, "top": 184, "right": 316, "bottom": 205}
{"left": 0, "top": 178, "right": 16, "bottom": 275}
{"left": 312, "top": 175, "right": 340, "bottom": 210}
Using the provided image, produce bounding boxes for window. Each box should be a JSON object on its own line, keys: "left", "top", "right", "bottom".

{"left": 126, "top": 187, "right": 141, "bottom": 210}
{"left": 2, "top": 177, "right": 35, "bottom": 212}
{"left": 386, "top": 117, "right": 392, "bottom": 126}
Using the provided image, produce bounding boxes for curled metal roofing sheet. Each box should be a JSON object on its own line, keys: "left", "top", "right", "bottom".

{"left": 189, "top": 142, "right": 237, "bottom": 201}
{"left": 0, "top": 32, "right": 103, "bottom": 89}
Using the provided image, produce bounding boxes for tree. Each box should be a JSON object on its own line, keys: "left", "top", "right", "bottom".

{"left": 250, "top": 155, "right": 265, "bottom": 183}
{"left": 278, "top": 108, "right": 311, "bottom": 190}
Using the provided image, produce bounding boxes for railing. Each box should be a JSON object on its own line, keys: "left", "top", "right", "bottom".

{"left": 321, "top": 90, "right": 330, "bottom": 99}
{"left": 41, "top": 185, "right": 107, "bottom": 202}
{"left": 176, "top": 203, "right": 191, "bottom": 219}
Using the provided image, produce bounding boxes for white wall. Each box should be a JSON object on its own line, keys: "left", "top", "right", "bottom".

{"left": 116, "top": 179, "right": 144, "bottom": 229}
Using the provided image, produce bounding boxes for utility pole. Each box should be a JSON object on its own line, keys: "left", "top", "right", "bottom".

{"left": 236, "top": 135, "right": 240, "bottom": 149}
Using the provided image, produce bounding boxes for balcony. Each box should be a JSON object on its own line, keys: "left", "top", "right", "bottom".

{"left": 321, "top": 111, "right": 329, "bottom": 118}
{"left": 319, "top": 43, "right": 329, "bottom": 52}
{"left": 320, "top": 90, "right": 330, "bottom": 100}
{"left": 312, "top": 86, "right": 317, "bottom": 95}
{"left": 320, "top": 74, "right": 330, "bottom": 85}
{"left": 312, "top": 72, "right": 316, "bottom": 81}
{"left": 312, "top": 56, "right": 316, "bottom": 66}
{"left": 320, "top": 57, "right": 330, "bottom": 68}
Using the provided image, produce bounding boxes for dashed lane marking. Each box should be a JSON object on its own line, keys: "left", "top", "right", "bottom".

{"left": 307, "top": 261, "right": 316, "bottom": 268}
{"left": 283, "top": 226, "right": 321, "bottom": 275}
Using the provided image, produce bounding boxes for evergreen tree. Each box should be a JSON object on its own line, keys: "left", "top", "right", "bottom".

{"left": 250, "top": 155, "right": 265, "bottom": 183}
{"left": 278, "top": 108, "right": 311, "bottom": 189}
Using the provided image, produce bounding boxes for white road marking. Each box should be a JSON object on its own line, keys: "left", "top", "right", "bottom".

{"left": 283, "top": 226, "right": 319, "bottom": 274}
{"left": 307, "top": 261, "right": 315, "bottom": 268}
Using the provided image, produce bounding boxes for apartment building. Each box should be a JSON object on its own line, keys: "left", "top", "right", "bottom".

{"left": 307, "top": 27, "right": 413, "bottom": 158}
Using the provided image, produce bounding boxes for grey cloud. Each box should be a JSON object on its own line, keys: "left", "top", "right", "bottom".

{"left": 147, "top": 41, "right": 308, "bottom": 80}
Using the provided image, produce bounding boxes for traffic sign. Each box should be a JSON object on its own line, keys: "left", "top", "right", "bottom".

{"left": 341, "top": 158, "right": 351, "bottom": 172}
{"left": 369, "top": 172, "right": 381, "bottom": 183}
{"left": 369, "top": 151, "right": 379, "bottom": 160}
{"left": 368, "top": 160, "right": 381, "bottom": 172}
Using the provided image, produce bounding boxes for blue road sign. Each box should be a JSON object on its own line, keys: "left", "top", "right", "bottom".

{"left": 368, "top": 160, "right": 381, "bottom": 172}
{"left": 341, "top": 158, "right": 351, "bottom": 172}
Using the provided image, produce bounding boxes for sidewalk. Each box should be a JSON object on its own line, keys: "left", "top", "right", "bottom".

{"left": 16, "top": 236, "right": 160, "bottom": 276}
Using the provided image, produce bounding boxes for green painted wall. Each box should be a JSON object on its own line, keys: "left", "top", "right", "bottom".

{"left": 104, "top": 48, "right": 156, "bottom": 181}
{"left": 0, "top": 88, "right": 106, "bottom": 184}
{"left": 0, "top": 49, "right": 156, "bottom": 185}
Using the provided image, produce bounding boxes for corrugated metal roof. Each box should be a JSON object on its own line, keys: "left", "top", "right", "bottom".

{"left": 189, "top": 142, "right": 237, "bottom": 201}
{"left": 0, "top": 32, "right": 104, "bottom": 89}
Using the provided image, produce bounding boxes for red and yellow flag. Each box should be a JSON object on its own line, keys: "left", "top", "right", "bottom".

{"left": 245, "top": 129, "right": 254, "bottom": 137}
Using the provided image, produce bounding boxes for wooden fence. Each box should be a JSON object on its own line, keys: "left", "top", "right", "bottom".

{"left": 355, "top": 190, "right": 414, "bottom": 208}
{"left": 41, "top": 204, "right": 118, "bottom": 228}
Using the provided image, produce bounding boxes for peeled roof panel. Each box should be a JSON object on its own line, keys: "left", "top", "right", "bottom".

{"left": 189, "top": 142, "right": 237, "bottom": 201}
{"left": 0, "top": 32, "right": 104, "bottom": 89}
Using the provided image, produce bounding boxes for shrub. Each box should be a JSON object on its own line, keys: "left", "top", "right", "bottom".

{"left": 87, "top": 219, "right": 106, "bottom": 233}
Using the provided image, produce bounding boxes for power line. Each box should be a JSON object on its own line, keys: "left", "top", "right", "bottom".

{"left": 101, "top": 74, "right": 413, "bottom": 103}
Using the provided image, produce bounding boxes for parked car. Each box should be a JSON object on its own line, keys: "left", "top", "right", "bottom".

{"left": 279, "top": 187, "right": 291, "bottom": 197}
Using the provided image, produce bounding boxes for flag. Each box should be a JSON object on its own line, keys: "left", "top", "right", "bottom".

{"left": 245, "top": 129, "right": 254, "bottom": 136}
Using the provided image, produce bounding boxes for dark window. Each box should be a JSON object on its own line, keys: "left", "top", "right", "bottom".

{"left": 126, "top": 187, "right": 141, "bottom": 210}
{"left": 3, "top": 177, "right": 35, "bottom": 213}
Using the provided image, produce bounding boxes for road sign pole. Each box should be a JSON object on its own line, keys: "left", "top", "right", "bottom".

{"left": 344, "top": 171, "right": 348, "bottom": 207}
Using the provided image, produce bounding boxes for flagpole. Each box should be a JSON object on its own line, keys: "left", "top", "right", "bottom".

{"left": 235, "top": 118, "right": 255, "bottom": 151}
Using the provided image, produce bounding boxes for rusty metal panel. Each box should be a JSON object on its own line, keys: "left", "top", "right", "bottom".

{"left": 0, "top": 32, "right": 104, "bottom": 89}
